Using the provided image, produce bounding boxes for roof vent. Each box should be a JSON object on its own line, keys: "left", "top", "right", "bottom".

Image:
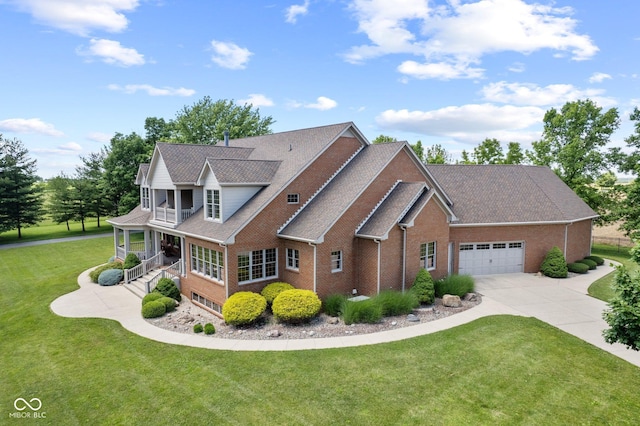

{"left": 224, "top": 130, "right": 229, "bottom": 147}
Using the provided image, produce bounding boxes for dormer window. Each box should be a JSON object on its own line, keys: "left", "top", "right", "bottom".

{"left": 287, "top": 193, "right": 300, "bottom": 204}
{"left": 141, "top": 187, "right": 150, "bottom": 210}
{"left": 205, "top": 189, "right": 220, "bottom": 220}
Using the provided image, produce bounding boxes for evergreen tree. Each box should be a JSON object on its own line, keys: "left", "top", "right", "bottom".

{"left": 0, "top": 135, "right": 43, "bottom": 237}
{"left": 47, "top": 173, "right": 75, "bottom": 231}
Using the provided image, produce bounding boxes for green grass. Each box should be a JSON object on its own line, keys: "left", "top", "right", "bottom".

{"left": 2, "top": 238, "right": 640, "bottom": 424}
{"left": 0, "top": 217, "right": 112, "bottom": 245}
{"left": 589, "top": 244, "right": 639, "bottom": 302}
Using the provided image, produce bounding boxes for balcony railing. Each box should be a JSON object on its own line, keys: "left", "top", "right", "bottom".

{"left": 154, "top": 206, "right": 196, "bottom": 224}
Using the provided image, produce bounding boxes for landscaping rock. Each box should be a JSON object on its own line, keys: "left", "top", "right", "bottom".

{"left": 463, "top": 293, "right": 478, "bottom": 302}
{"left": 327, "top": 317, "right": 339, "bottom": 325}
{"left": 267, "top": 330, "right": 281, "bottom": 338}
{"left": 442, "top": 294, "right": 462, "bottom": 307}
{"left": 407, "top": 314, "right": 420, "bottom": 322}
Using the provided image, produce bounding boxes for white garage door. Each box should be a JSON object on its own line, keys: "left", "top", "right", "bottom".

{"left": 458, "top": 242, "right": 524, "bottom": 275}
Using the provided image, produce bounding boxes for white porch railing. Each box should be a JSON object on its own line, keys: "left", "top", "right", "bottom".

{"left": 181, "top": 207, "right": 196, "bottom": 221}
{"left": 154, "top": 206, "right": 196, "bottom": 224}
{"left": 124, "top": 252, "right": 164, "bottom": 284}
{"left": 145, "top": 260, "right": 182, "bottom": 293}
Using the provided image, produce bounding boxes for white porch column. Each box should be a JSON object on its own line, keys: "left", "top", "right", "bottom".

{"left": 112, "top": 227, "right": 119, "bottom": 258}
{"left": 124, "top": 229, "right": 131, "bottom": 257}
{"left": 144, "top": 230, "right": 151, "bottom": 259}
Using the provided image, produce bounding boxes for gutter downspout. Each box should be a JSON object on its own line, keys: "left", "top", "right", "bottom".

{"left": 220, "top": 243, "right": 229, "bottom": 300}
{"left": 401, "top": 226, "right": 407, "bottom": 292}
{"left": 308, "top": 242, "right": 317, "bottom": 293}
{"left": 563, "top": 223, "right": 570, "bottom": 260}
{"left": 375, "top": 239, "right": 381, "bottom": 294}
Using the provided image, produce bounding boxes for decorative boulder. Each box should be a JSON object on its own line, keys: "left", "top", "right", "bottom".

{"left": 442, "top": 294, "right": 462, "bottom": 308}
{"left": 98, "top": 268, "right": 123, "bottom": 286}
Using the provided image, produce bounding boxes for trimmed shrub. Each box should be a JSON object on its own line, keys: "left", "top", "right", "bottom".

{"left": 157, "top": 296, "right": 177, "bottom": 312}
{"left": 435, "top": 274, "right": 475, "bottom": 298}
{"left": 342, "top": 298, "right": 383, "bottom": 325}
{"left": 222, "top": 292, "right": 267, "bottom": 326}
{"left": 123, "top": 253, "right": 141, "bottom": 270}
{"left": 261, "top": 282, "right": 295, "bottom": 306}
{"left": 585, "top": 255, "right": 604, "bottom": 266}
{"left": 153, "top": 277, "right": 181, "bottom": 301}
{"left": 323, "top": 294, "right": 348, "bottom": 317}
{"left": 141, "top": 300, "right": 166, "bottom": 318}
{"left": 142, "top": 292, "right": 165, "bottom": 305}
{"left": 204, "top": 323, "right": 216, "bottom": 335}
{"left": 193, "top": 323, "right": 203, "bottom": 333}
{"left": 272, "top": 289, "right": 322, "bottom": 324}
{"left": 89, "top": 261, "right": 123, "bottom": 283}
{"left": 373, "top": 290, "right": 419, "bottom": 316}
{"left": 578, "top": 258, "right": 597, "bottom": 270}
{"left": 568, "top": 262, "right": 589, "bottom": 274}
{"left": 410, "top": 268, "right": 435, "bottom": 304}
{"left": 540, "top": 246, "right": 568, "bottom": 278}
{"left": 98, "top": 268, "right": 123, "bottom": 286}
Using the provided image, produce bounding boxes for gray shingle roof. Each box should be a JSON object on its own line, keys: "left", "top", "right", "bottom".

{"left": 425, "top": 164, "right": 597, "bottom": 224}
{"left": 176, "top": 122, "right": 363, "bottom": 243}
{"left": 356, "top": 182, "right": 427, "bottom": 239}
{"left": 108, "top": 205, "right": 152, "bottom": 227}
{"left": 204, "top": 158, "right": 281, "bottom": 184}
{"left": 278, "top": 142, "right": 405, "bottom": 243}
{"left": 155, "top": 143, "right": 253, "bottom": 183}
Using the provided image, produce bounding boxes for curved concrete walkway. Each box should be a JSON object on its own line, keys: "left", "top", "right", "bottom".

{"left": 50, "top": 263, "right": 640, "bottom": 366}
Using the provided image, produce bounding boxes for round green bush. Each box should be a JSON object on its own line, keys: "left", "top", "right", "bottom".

{"left": 157, "top": 296, "right": 177, "bottom": 312}
{"left": 261, "top": 282, "right": 295, "bottom": 305}
{"left": 123, "top": 253, "right": 141, "bottom": 269}
{"left": 410, "top": 268, "right": 435, "bottom": 304}
{"left": 89, "top": 261, "right": 123, "bottom": 283}
{"left": 585, "top": 255, "right": 604, "bottom": 266}
{"left": 540, "top": 246, "right": 568, "bottom": 278}
{"left": 204, "top": 323, "right": 216, "bottom": 335}
{"left": 193, "top": 323, "right": 203, "bottom": 333}
{"left": 153, "top": 277, "right": 181, "bottom": 301}
{"left": 141, "top": 300, "right": 166, "bottom": 318}
{"left": 323, "top": 294, "right": 347, "bottom": 317}
{"left": 222, "top": 292, "right": 267, "bottom": 326}
{"left": 568, "top": 262, "right": 589, "bottom": 274}
{"left": 98, "top": 268, "right": 124, "bottom": 286}
{"left": 578, "top": 258, "right": 597, "bottom": 270}
{"left": 142, "top": 292, "right": 165, "bottom": 305}
{"left": 272, "top": 289, "right": 322, "bottom": 324}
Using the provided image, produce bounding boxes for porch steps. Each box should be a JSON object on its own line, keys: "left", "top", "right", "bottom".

{"left": 122, "top": 270, "right": 158, "bottom": 299}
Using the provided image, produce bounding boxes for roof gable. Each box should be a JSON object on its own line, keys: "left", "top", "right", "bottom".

{"left": 197, "top": 158, "right": 281, "bottom": 186}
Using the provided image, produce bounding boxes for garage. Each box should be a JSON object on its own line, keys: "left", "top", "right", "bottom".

{"left": 458, "top": 242, "right": 524, "bottom": 275}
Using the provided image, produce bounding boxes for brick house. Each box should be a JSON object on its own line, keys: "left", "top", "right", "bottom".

{"left": 108, "top": 122, "right": 597, "bottom": 315}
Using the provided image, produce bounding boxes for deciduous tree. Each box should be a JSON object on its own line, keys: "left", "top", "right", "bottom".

{"left": 473, "top": 138, "right": 504, "bottom": 164}
{"left": 424, "top": 144, "right": 452, "bottom": 164}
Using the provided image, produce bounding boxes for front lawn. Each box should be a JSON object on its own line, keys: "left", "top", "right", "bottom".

{"left": 1, "top": 238, "right": 639, "bottom": 424}
{"left": 0, "top": 217, "right": 112, "bottom": 245}
{"left": 589, "top": 244, "right": 638, "bottom": 302}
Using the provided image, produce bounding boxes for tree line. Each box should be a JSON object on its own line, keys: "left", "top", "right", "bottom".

{"left": 1, "top": 98, "right": 639, "bottom": 240}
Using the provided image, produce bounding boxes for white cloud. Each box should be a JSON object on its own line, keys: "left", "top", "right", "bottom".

{"left": 589, "top": 72, "right": 612, "bottom": 83}
{"left": 0, "top": 118, "right": 64, "bottom": 137}
{"left": 10, "top": 0, "right": 139, "bottom": 36}
{"left": 481, "top": 81, "right": 610, "bottom": 106}
{"left": 345, "top": 0, "right": 598, "bottom": 80}
{"left": 78, "top": 39, "right": 145, "bottom": 67}
{"left": 86, "top": 132, "right": 113, "bottom": 143}
{"left": 302, "top": 96, "right": 338, "bottom": 110}
{"left": 508, "top": 62, "right": 526, "bottom": 73}
{"left": 285, "top": 0, "right": 310, "bottom": 24}
{"left": 238, "top": 94, "right": 274, "bottom": 107}
{"left": 210, "top": 40, "right": 252, "bottom": 70}
{"left": 107, "top": 84, "right": 195, "bottom": 96}
{"left": 376, "top": 103, "right": 544, "bottom": 143}
{"left": 32, "top": 141, "right": 83, "bottom": 155}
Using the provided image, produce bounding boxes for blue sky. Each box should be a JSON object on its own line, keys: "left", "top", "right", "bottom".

{"left": 1, "top": 0, "right": 639, "bottom": 178}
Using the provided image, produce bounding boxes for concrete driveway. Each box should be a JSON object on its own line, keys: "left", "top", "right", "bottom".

{"left": 474, "top": 266, "right": 640, "bottom": 367}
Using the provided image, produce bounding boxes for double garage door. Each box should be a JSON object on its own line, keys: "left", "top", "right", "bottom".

{"left": 458, "top": 241, "right": 524, "bottom": 275}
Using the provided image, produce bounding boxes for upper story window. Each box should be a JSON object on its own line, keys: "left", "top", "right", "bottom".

{"left": 287, "top": 193, "right": 300, "bottom": 204}
{"left": 141, "top": 187, "right": 150, "bottom": 210}
{"left": 205, "top": 189, "right": 220, "bottom": 220}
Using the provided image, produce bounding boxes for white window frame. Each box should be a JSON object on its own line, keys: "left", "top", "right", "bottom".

{"left": 331, "top": 250, "right": 342, "bottom": 273}
{"left": 420, "top": 242, "right": 436, "bottom": 271}
{"left": 190, "top": 244, "right": 224, "bottom": 283}
{"left": 141, "top": 187, "right": 150, "bottom": 210}
{"left": 286, "top": 248, "right": 299, "bottom": 271}
{"left": 238, "top": 248, "right": 278, "bottom": 284}
{"left": 287, "top": 193, "right": 300, "bottom": 204}
{"left": 205, "top": 189, "right": 220, "bottom": 221}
